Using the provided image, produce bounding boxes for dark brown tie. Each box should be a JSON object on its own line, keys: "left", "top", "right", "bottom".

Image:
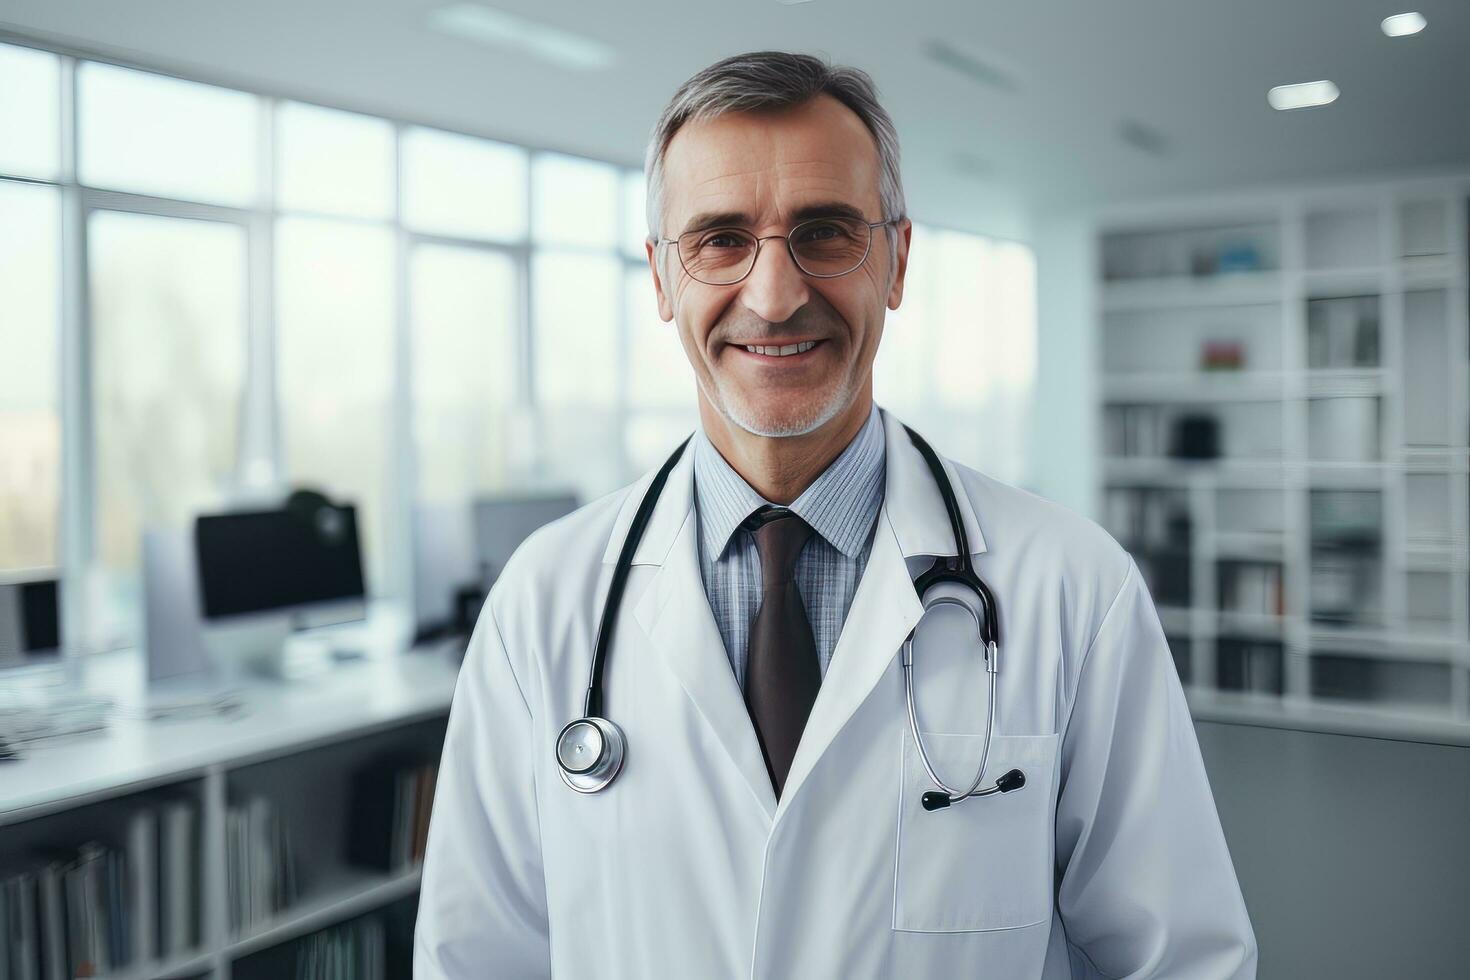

{"left": 743, "top": 508, "right": 821, "bottom": 799}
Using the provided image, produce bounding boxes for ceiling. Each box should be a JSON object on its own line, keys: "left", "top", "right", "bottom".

{"left": 3, "top": 0, "right": 1467, "bottom": 241}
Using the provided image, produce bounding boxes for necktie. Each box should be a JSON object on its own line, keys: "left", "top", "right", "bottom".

{"left": 743, "top": 507, "right": 821, "bottom": 799}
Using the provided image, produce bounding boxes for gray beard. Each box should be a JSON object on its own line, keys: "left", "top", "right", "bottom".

{"left": 699, "top": 367, "right": 858, "bottom": 438}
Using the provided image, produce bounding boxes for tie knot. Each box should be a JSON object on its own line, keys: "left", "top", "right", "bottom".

{"left": 748, "top": 508, "right": 815, "bottom": 587}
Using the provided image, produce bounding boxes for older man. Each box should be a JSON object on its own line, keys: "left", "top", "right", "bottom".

{"left": 415, "top": 51, "right": 1256, "bottom": 978}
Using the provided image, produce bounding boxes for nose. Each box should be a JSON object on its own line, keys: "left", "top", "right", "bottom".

{"left": 737, "top": 238, "right": 810, "bottom": 324}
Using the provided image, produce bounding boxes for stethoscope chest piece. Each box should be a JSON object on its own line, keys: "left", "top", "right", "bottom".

{"left": 556, "top": 716, "right": 626, "bottom": 793}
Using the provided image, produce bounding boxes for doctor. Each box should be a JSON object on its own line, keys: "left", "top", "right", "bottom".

{"left": 415, "top": 51, "right": 1256, "bottom": 978}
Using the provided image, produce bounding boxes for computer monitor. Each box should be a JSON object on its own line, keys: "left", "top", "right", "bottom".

{"left": 472, "top": 493, "right": 579, "bottom": 585}
{"left": 194, "top": 501, "right": 367, "bottom": 628}
{"left": 0, "top": 574, "right": 61, "bottom": 669}
{"left": 413, "top": 503, "right": 478, "bottom": 638}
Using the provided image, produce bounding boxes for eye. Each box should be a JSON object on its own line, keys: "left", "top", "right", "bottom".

{"left": 794, "top": 220, "right": 850, "bottom": 244}
{"left": 700, "top": 230, "right": 750, "bottom": 249}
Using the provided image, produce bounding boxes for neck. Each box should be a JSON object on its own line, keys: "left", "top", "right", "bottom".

{"left": 698, "top": 386, "right": 874, "bottom": 505}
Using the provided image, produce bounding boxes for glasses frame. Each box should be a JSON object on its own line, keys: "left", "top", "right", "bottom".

{"left": 654, "top": 216, "right": 902, "bottom": 286}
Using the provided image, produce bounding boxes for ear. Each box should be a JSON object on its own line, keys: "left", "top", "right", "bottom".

{"left": 646, "top": 238, "right": 675, "bottom": 322}
{"left": 886, "top": 219, "right": 913, "bottom": 311}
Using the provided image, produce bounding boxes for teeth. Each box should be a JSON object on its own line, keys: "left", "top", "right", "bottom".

{"left": 743, "top": 341, "right": 817, "bottom": 357}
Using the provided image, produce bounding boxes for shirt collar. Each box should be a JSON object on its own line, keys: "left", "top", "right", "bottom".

{"left": 692, "top": 402, "right": 886, "bottom": 562}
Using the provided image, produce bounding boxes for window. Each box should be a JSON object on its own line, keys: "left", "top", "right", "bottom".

{"left": 2, "top": 42, "right": 1040, "bottom": 657}
{"left": 876, "top": 223, "right": 1036, "bottom": 485}
{"left": 0, "top": 43, "right": 61, "bottom": 181}
{"left": 89, "top": 210, "right": 248, "bottom": 618}
{"left": 402, "top": 127, "right": 526, "bottom": 241}
{"left": 626, "top": 265, "right": 689, "bottom": 411}
{"left": 78, "top": 62, "right": 259, "bottom": 206}
{"left": 533, "top": 250, "right": 624, "bottom": 498}
{"left": 622, "top": 169, "right": 649, "bottom": 259}
{"left": 412, "top": 244, "right": 520, "bottom": 503}
{"left": 0, "top": 181, "right": 61, "bottom": 570}
{"left": 276, "top": 101, "right": 394, "bottom": 220}
{"left": 532, "top": 251, "right": 620, "bottom": 407}
{"left": 275, "top": 217, "right": 396, "bottom": 594}
{"left": 533, "top": 153, "right": 619, "bottom": 248}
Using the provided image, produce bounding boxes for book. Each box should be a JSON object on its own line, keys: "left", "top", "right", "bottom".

{"left": 125, "top": 808, "right": 158, "bottom": 965}
{"left": 158, "top": 799, "right": 197, "bottom": 956}
{"left": 34, "top": 860, "right": 66, "bottom": 980}
{"left": 5, "top": 871, "right": 40, "bottom": 980}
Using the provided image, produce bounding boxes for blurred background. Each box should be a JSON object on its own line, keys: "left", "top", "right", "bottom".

{"left": 0, "top": 1, "right": 1467, "bottom": 977}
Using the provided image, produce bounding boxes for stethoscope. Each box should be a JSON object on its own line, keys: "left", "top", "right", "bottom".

{"left": 555, "top": 423, "right": 1025, "bottom": 813}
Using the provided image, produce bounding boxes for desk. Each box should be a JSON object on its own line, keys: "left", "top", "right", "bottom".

{"left": 0, "top": 647, "right": 462, "bottom": 980}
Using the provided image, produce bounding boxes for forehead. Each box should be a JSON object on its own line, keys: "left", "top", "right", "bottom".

{"left": 660, "top": 94, "right": 883, "bottom": 230}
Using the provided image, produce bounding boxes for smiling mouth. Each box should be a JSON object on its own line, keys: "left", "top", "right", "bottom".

{"left": 730, "top": 339, "right": 824, "bottom": 358}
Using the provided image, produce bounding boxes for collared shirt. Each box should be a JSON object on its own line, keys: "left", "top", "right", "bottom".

{"left": 692, "top": 404, "right": 887, "bottom": 689}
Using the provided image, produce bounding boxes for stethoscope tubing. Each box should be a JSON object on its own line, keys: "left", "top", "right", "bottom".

{"left": 560, "top": 419, "right": 1019, "bottom": 808}
{"left": 902, "top": 598, "right": 1002, "bottom": 804}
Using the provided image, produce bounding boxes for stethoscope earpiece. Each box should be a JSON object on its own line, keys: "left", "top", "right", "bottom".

{"left": 920, "top": 768, "right": 1026, "bottom": 811}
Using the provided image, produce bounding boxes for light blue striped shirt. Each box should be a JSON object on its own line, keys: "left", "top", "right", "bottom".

{"left": 692, "top": 404, "right": 887, "bottom": 689}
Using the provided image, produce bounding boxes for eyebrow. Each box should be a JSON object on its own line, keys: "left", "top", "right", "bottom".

{"left": 679, "top": 200, "right": 870, "bottom": 236}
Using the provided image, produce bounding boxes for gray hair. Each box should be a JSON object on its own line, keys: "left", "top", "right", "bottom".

{"left": 644, "top": 51, "right": 906, "bottom": 246}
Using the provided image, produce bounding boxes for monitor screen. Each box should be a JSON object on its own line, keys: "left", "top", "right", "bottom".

{"left": 195, "top": 504, "right": 366, "bottom": 620}
{"left": 473, "top": 494, "right": 578, "bottom": 579}
{"left": 0, "top": 576, "right": 61, "bottom": 667}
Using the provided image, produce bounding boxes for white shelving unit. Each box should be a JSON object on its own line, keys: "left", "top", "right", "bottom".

{"left": 1094, "top": 176, "right": 1470, "bottom": 723}
{"left": 0, "top": 649, "right": 460, "bottom": 979}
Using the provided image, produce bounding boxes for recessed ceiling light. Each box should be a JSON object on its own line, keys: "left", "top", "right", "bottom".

{"left": 922, "top": 39, "right": 1017, "bottom": 93}
{"left": 1118, "top": 119, "right": 1168, "bottom": 156}
{"left": 1267, "top": 80, "right": 1340, "bottom": 111}
{"left": 952, "top": 151, "right": 994, "bottom": 177}
{"left": 427, "top": 3, "right": 616, "bottom": 71}
{"left": 1381, "top": 12, "right": 1427, "bottom": 37}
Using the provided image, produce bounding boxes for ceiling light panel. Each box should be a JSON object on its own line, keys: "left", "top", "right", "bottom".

{"left": 427, "top": 3, "right": 616, "bottom": 71}
{"left": 1381, "top": 12, "right": 1427, "bottom": 37}
{"left": 1267, "top": 80, "right": 1340, "bottom": 111}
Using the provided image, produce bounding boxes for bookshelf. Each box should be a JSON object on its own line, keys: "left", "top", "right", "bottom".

{"left": 1095, "top": 177, "right": 1470, "bottom": 723}
{"left": 0, "top": 649, "right": 459, "bottom": 979}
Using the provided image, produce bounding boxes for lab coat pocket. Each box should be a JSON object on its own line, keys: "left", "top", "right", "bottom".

{"left": 893, "top": 730, "right": 1059, "bottom": 933}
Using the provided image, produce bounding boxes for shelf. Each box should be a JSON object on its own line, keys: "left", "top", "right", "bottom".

{"left": 1301, "top": 267, "right": 1384, "bottom": 296}
{"left": 1400, "top": 255, "right": 1465, "bottom": 288}
{"left": 1104, "top": 456, "right": 1286, "bottom": 488}
{"left": 1155, "top": 605, "right": 1195, "bottom": 635}
{"left": 1101, "top": 271, "right": 1281, "bottom": 312}
{"left": 1303, "top": 369, "right": 1387, "bottom": 399}
{"left": 1307, "top": 627, "right": 1469, "bottom": 661}
{"left": 1304, "top": 462, "right": 1389, "bottom": 488}
{"left": 1210, "top": 530, "right": 1286, "bottom": 561}
{"left": 0, "top": 649, "right": 460, "bottom": 826}
{"left": 1403, "top": 548, "right": 1466, "bottom": 572}
{"left": 0, "top": 642, "right": 454, "bottom": 980}
{"left": 1096, "top": 183, "right": 1470, "bottom": 723}
{"left": 1186, "top": 687, "right": 1470, "bottom": 747}
{"left": 1103, "top": 371, "right": 1287, "bottom": 403}
{"left": 228, "top": 866, "right": 422, "bottom": 959}
{"left": 1217, "top": 611, "right": 1288, "bottom": 639}
{"left": 1401, "top": 448, "right": 1470, "bottom": 471}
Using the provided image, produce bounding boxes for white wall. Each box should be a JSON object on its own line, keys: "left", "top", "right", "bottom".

{"left": 1029, "top": 213, "right": 1097, "bottom": 517}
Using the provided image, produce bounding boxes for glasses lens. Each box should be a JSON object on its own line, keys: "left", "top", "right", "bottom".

{"left": 678, "top": 228, "right": 757, "bottom": 284}
{"left": 790, "top": 217, "right": 871, "bottom": 276}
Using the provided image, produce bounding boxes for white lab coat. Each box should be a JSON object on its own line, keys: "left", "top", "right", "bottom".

{"left": 414, "top": 407, "right": 1257, "bottom": 978}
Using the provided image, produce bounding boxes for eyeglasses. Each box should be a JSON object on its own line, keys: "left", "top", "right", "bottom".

{"left": 655, "top": 216, "right": 900, "bottom": 286}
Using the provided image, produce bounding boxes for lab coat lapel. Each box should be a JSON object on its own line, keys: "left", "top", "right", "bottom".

{"left": 774, "top": 407, "right": 988, "bottom": 819}
{"left": 625, "top": 456, "right": 779, "bottom": 822}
